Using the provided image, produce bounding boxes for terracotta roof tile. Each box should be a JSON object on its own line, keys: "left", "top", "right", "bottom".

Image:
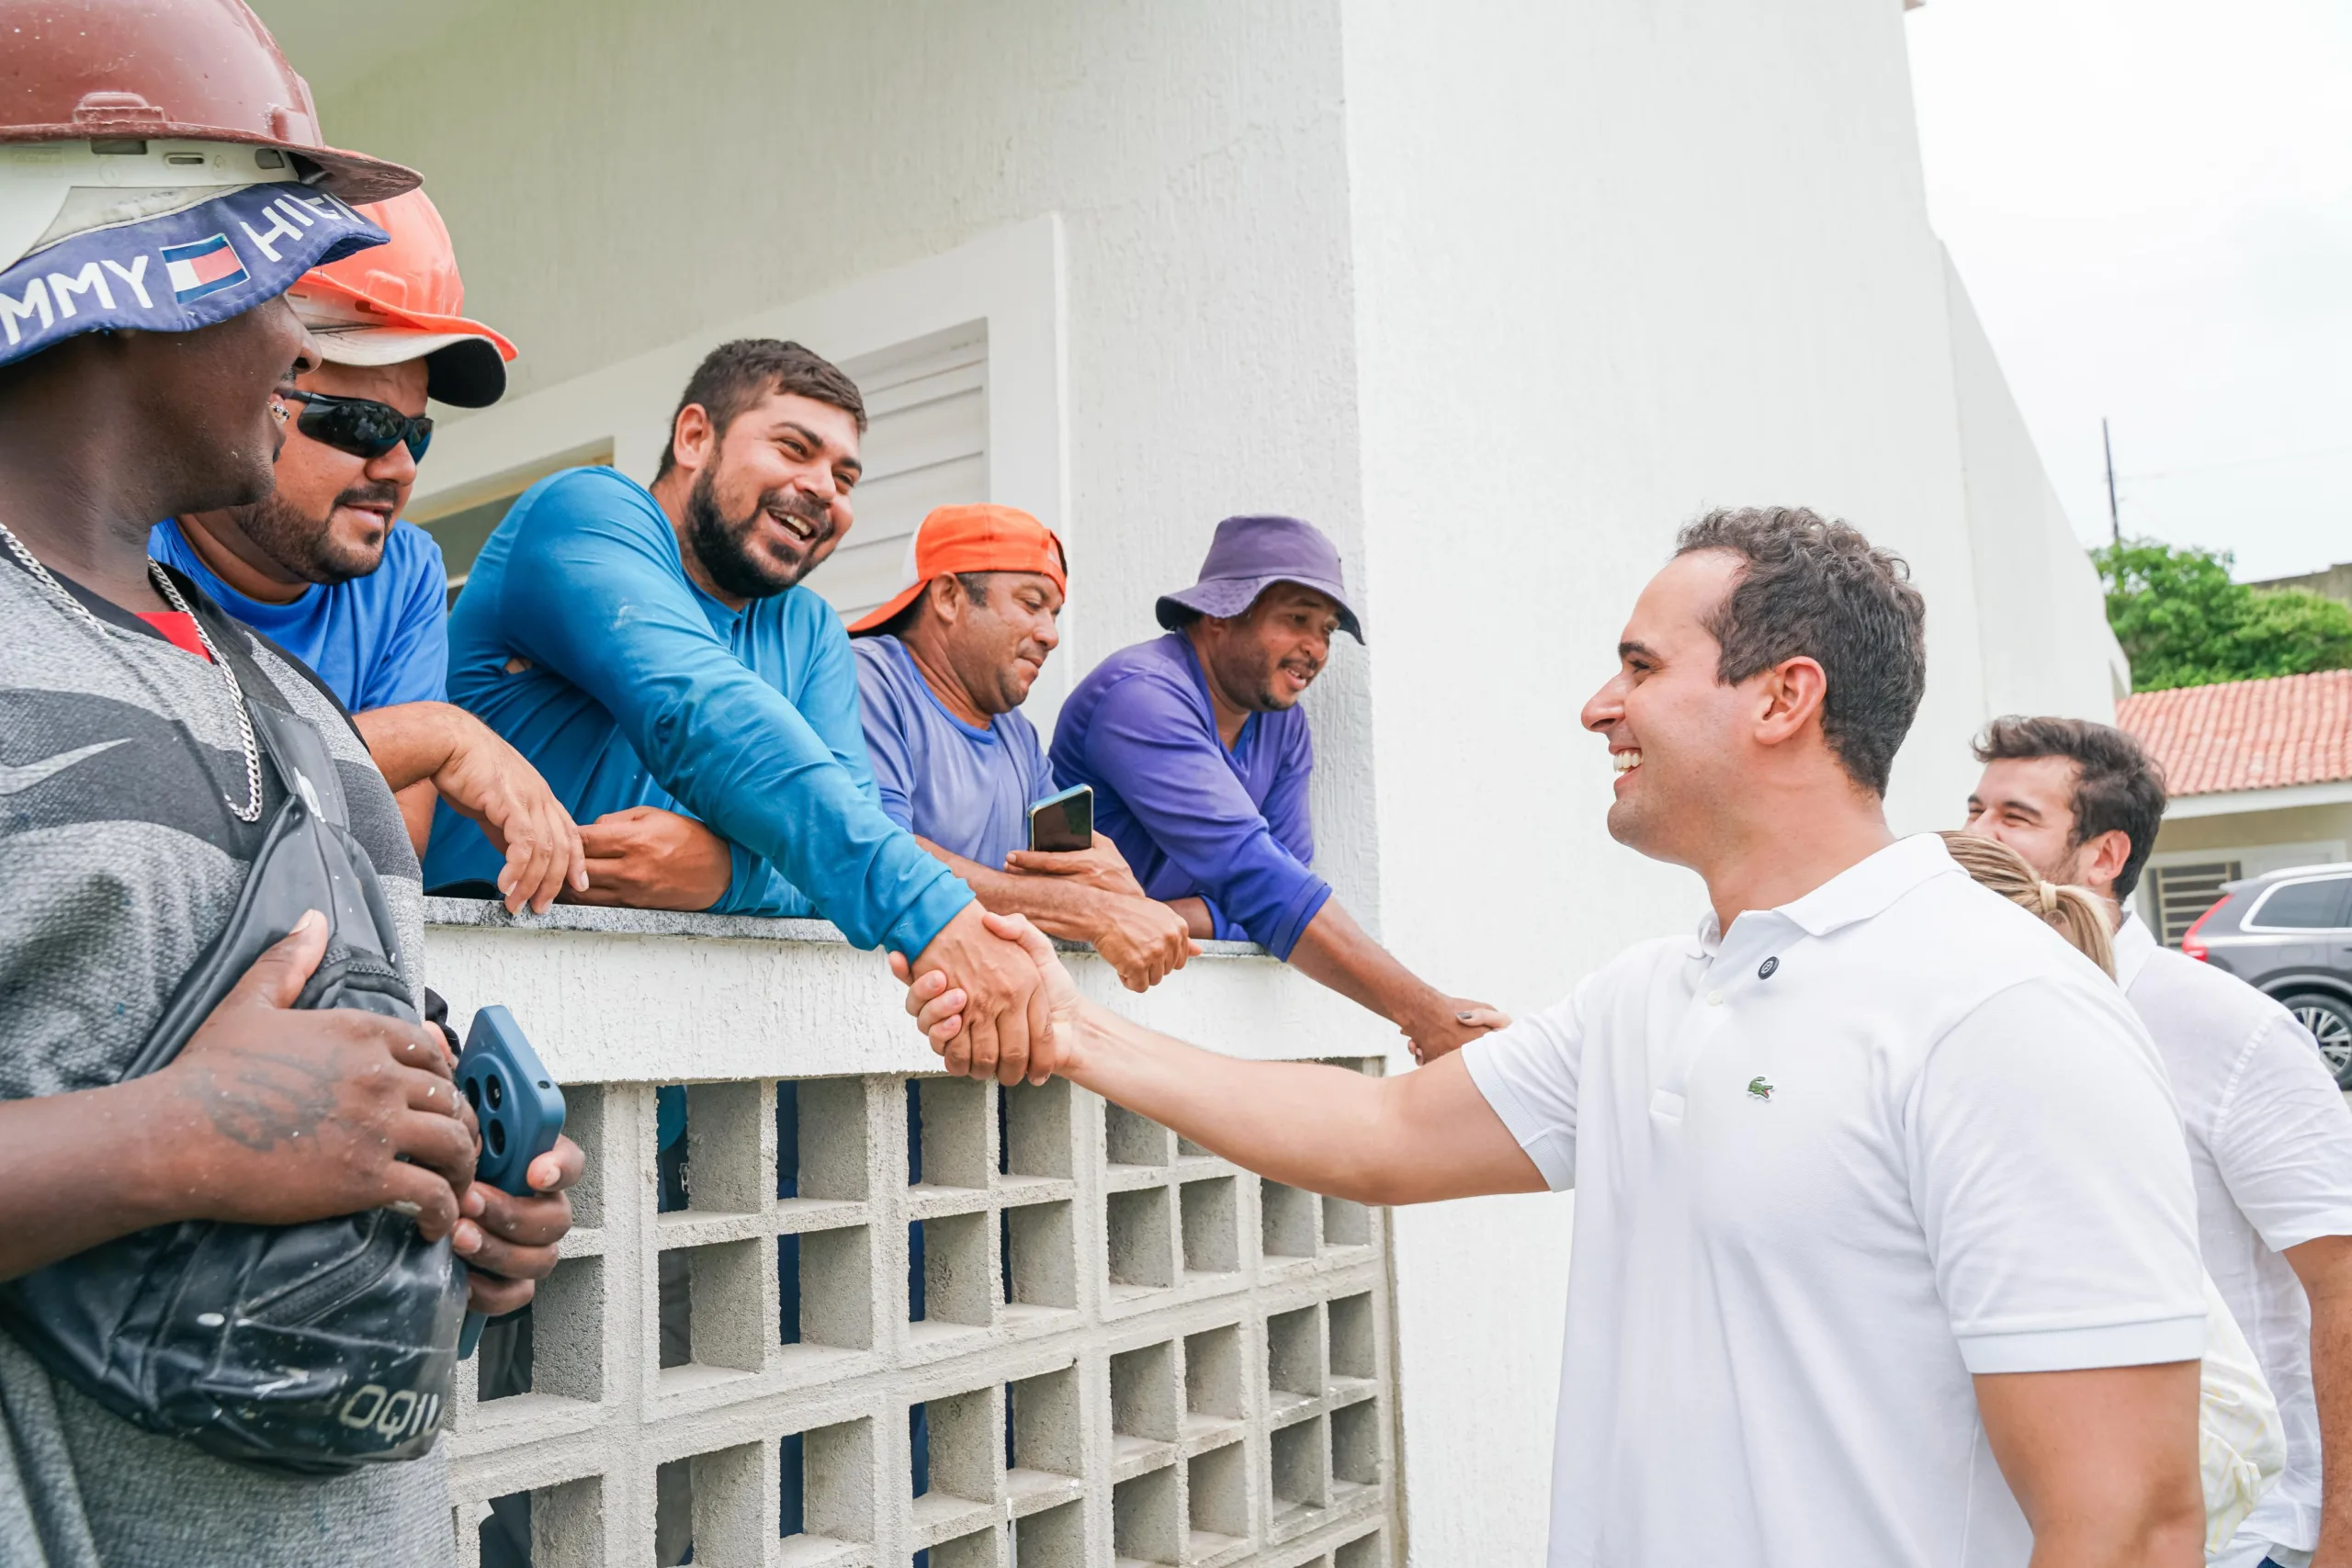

{"left": 2116, "top": 669, "right": 2352, "bottom": 796}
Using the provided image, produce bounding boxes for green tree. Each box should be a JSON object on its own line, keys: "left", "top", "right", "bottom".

{"left": 2097, "top": 537, "right": 2352, "bottom": 692}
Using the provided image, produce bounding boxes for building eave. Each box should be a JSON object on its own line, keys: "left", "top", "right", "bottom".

{"left": 2162, "top": 777, "right": 2352, "bottom": 820}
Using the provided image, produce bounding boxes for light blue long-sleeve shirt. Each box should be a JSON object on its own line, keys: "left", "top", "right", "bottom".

{"left": 423, "top": 466, "right": 972, "bottom": 954}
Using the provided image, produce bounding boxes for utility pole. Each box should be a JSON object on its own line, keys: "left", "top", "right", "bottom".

{"left": 2102, "top": 417, "right": 2120, "bottom": 545}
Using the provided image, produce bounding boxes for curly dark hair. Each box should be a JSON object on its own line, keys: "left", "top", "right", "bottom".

{"left": 1675, "top": 506, "right": 1928, "bottom": 796}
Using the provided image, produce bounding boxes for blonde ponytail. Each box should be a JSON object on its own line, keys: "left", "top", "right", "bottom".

{"left": 1938, "top": 831, "right": 2115, "bottom": 977}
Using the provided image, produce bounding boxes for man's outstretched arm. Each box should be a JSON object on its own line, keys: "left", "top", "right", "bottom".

{"left": 899, "top": 911, "right": 1543, "bottom": 1206}
{"left": 1287, "top": 900, "right": 1502, "bottom": 1064}
{"left": 921, "top": 837, "right": 1196, "bottom": 994}
{"left": 495, "top": 483, "right": 1049, "bottom": 1083}
{"left": 1973, "top": 1362, "right": 2203, "bottom": 1568}
{"left": 496, "top": 480, "right": 970, "bottom": 954}
{"left": 1052, "top": 999, "right": 1540, "bottom": 1205}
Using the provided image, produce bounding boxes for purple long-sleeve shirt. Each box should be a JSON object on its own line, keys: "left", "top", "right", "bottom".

{"left": 1047, "top": 633, "right": 1330, "bottom": 957}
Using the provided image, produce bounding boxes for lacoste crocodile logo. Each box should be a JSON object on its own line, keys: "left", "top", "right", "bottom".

{"left": 1747, "top": 1077, "right": 1774, "bottom": 1101}
{"left": 0, "top": 739, "right": 128, "bottom": 795}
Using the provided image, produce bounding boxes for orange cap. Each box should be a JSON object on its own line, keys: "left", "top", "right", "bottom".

{"left": 283, "top": 188, "right": 517, "bottom": 407}
{"left": 848, "top": 504, "right": 1068, "bottom": 634}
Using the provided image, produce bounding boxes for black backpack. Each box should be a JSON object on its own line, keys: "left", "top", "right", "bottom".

{"left": 0, "top": 674, "right": 466, "bottom": 1475}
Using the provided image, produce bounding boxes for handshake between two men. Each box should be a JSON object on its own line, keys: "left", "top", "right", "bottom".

{"left": 892, "top": 909, "right": 1511, "bottom": 1100}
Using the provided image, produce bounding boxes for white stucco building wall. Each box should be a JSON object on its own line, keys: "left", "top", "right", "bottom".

{"left": 1943, "top": 254, "right": 2132, "bottom": 720}
{"left": 265, "top": 1, "right": 2120, "bottom": 1561}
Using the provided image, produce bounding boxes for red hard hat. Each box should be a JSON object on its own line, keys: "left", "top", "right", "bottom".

{"left": 288, "top": 188, "right": 518, "bottom": 408}
{"left": 0, "top": 0, "right": 417, "bottom": 205}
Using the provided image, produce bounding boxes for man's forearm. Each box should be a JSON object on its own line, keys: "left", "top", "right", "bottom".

{"left": 2290, "top": 1235, "right": 2352, "bottom": 1561}
{"left": 394, "top": 779, "right": 437, "bottom": 859}
{"left": 2316, "top": 1302, "right": 2352, "bottom": 1565}
{"left": 0, "top": 1080, "right": 186, "bottom": 1279}
{"left": 2314, "top": 1316, "right": 2352, "bottom": 1568}
{"left": 1063, "top": 1000, "right": 1540, "bottom": 1207}
{"left": 353, "top": 703, "right": 462, "bottom": 794}
{"left": 919, "top": 840, "right": 1114, "bottom": 942}
{"left": 1168, "top": 897, "right": 1215, "bottom": 941}
{"left": 1287, "top": 899, "right": 1447, "bottom": 1028}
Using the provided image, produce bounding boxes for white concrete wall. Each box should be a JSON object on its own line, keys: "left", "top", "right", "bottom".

{"left": 1943, "top": 250, "right": 2131, "bottom": 718}
{"left": 278, "top": 2, "right": 2122, "bottom": 1562}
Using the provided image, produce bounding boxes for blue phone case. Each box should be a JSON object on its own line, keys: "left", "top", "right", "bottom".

{"left": 455, "top": 1006, "right": 566, "bottom": 1358}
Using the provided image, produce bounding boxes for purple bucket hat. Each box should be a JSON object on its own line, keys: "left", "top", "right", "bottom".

{"left": 1154, "top": 514, "right": 1364, "bottom": 643}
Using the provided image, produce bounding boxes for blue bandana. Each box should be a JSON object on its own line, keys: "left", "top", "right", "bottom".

{"left": 0, "top": 183, "right": 388, "bottom": 367}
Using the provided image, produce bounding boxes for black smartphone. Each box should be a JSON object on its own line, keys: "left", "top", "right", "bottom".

{"left": 1027, "top": 784, "right": 1094, "bottom": 853}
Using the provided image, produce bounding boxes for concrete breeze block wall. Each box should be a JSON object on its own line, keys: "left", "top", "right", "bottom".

{"left": 427, "top": 903, "right": 1397, "bottom": 1568}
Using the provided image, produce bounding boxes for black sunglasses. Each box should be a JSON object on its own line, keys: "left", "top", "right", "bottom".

{"left": 277, "top": 389, "right": 434, "bottom": 463}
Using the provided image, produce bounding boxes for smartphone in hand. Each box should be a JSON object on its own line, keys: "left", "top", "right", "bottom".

{"left": 454, "top": 1006, "right": 565, "bottom": 1358}
{"left": 1026, "top": 784, "right": 1093, "bottom": 853}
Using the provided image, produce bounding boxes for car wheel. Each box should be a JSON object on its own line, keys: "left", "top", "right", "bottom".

{"left": 2280, "top": 992, "right": 2352, "bottom": 1089}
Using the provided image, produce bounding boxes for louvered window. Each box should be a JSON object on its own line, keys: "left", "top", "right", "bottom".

{"left": 2151, "top": 860, "right": 2241, "bottom": 946}
{"left": 811, "top": 325, "right": 989, "bottom": 626}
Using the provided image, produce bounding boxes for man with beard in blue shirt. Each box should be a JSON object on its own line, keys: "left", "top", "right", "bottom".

{"left": 429, "top": 338, "right": 1049, "bottom": 1080}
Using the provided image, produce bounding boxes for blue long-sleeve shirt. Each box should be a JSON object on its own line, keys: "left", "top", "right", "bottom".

{"left": 1047, "top": 632, "right": 1330, "bottom": 957}
{"left": 423, "top": 466, "right": 972, "bottom": 954}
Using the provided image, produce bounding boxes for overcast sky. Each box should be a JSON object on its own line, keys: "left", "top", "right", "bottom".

{"left": 1906, "top": 0, "right": 2352, "bottom": 583}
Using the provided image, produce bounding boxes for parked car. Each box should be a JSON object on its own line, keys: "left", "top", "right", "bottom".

{"left": 2181, "top": 863, "right": 2352, "bottom": 1089}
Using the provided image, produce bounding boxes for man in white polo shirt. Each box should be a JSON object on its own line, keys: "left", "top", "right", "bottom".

{"left": 1967, "top": 716, "right": 2352, "bottom": 1568}
{"left": 898, "top": 506, "right": 2208, "bottom": 1566}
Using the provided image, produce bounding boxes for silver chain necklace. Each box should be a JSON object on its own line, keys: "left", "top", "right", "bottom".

{"left": 0, "top": 516, "right": 264, "bottom": 823}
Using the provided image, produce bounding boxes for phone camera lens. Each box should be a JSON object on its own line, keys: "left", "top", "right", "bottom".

{"left": 486, "top": 1121, "right": 506, "bottom": 1156}
{"left": 486, "top": 1074, "right": 503, "bottom": 1111}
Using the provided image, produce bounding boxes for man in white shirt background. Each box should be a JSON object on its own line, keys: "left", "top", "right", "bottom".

{"left": 1967, "top": 716, "right": 2352, "bottom": 1568}
{"left": 904, "top": 506, "right": 2209, "bottom": 1567}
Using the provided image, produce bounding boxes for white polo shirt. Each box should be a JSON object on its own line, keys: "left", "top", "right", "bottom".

{"left": 2115, "top": 913, "right": 2352, "bottom": 1566}
{"left": 1462, "top": 835, "right": 2204, "bottom": 1568}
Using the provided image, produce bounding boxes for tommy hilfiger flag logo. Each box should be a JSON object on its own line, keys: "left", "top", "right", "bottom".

{"left": 0, "top": 184, "right": 384, "bottom": 368}
{"left": 160, "top": 235, "right": 249, "bottom": 305}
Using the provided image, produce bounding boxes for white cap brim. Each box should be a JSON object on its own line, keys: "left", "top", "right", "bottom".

{"left": 299, "top": 321, "right": 509, "bottom": 407}
{"left": 302, "top": 321, "right": 481, "bottom": 367}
